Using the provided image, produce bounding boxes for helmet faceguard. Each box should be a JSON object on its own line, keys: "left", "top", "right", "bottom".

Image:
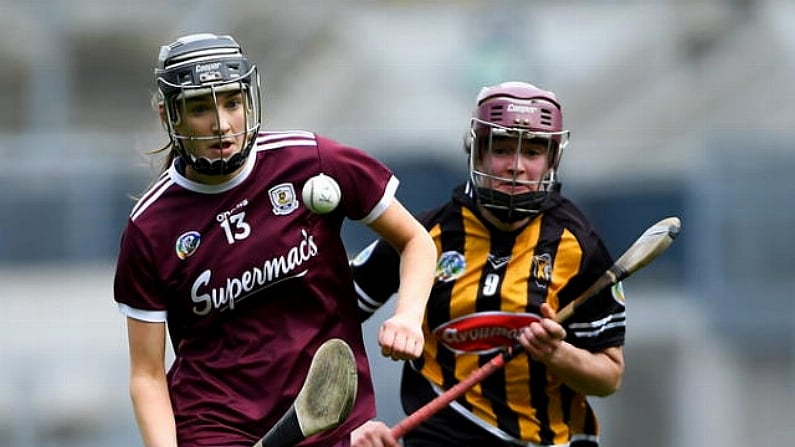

{"left": 465, "top": 82, "right": 570, "bottom": 222}
{"left": 155, "top": 33, "right": 262, "bottom": 176}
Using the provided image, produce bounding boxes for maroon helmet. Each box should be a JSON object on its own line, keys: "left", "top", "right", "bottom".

{"left": 466, "top": 82, "right": 570, "bottom": 222}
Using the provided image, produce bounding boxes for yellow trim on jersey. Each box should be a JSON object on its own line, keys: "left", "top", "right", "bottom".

{"left": 548, "top": 228, "right": 582, "bottom": 312}
{"left": 545, "top": 374, "right": 568, "bottom": 443}
{"left": 451, "top": 207, "right": 489, "bottom": 317}
{"left": 504, "top": 218, "right": 542, "bottom": 312}
{"left": 456, "top": 208, "right": 494, "bottom": 418}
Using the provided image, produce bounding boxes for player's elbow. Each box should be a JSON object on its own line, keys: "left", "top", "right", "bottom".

{"left": 591, "top": 375, "right": 622, "bottom": 397}
{"left": 591, "top": 347, "right": 625, "bottom": 396}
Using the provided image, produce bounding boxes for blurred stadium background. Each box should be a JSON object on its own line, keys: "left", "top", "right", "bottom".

{"left": 0, "top": 1, "right": 793, "bottom": 446}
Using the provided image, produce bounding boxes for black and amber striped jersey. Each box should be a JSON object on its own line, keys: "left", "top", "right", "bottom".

{"left": 351, "top": 183, "right": 626, "bottom": 446}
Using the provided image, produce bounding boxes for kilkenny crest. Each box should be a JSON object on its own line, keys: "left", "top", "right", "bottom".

{"left": 531, "top": 253, "right": 553, "bottom": 289}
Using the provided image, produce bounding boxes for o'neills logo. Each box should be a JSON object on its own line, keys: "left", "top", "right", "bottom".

{"left": 433, "top": 311, "right": 541, "bottom": 354}
{"left": 191, "top": 229, "right": 318, "bottom": 315}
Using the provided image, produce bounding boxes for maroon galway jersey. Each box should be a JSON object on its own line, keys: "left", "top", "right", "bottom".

{"left": 114, "top": 130, "right": 397, "bottom": 446}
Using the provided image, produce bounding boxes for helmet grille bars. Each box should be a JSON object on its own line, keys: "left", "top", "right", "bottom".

{"left": 154, "top": 33, "right": 262, "bottom": 176}
{"left": 466, "top": 81, "right": 570, "bottom": 222}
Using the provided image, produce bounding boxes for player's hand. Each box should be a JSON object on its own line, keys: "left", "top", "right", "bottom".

{"left": 378, "top": 314, "right": 424, "bottom": 361}
{"left": 351, "top": 420, "right": 400, "bottom": 447}
{"left": 516, "top": 303, "right": 567, "bottom": 363}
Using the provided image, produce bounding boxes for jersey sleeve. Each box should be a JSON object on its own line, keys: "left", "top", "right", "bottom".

{"left": 350, "top": 239, "right": 402, "bottom": 322}
{"left": 113, "top": 219, "right": 168, "bottom": 322}
{"left": 315, "top": 136, "right": 398, "bottom": 223}
{"left": 560, "top": 233, "right": 626, "bottom": 352}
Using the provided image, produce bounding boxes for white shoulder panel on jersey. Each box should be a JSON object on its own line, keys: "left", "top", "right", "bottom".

{"left": 359, "top": 176, "right": 400, "bottom": 224}
{"left": 255, "top": 130, "right": 318, "bottom": 152}
{"left": 131, "top": 174, "right": 175, "bottom": 221}
{"left": 118, "top": 302, "right": 167, "bottom": 323}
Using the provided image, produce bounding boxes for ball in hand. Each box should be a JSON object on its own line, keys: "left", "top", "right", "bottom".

{"left": 302, "top": 173, "right": 341, "bottom": 214}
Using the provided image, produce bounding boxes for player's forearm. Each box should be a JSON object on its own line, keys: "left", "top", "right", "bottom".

{"left": 130, "top": 373, "right": 178, "bottom": 447}
{"left": 543, "top": 344, "right": 624, "bottom": 396}
{"left": 393, "top": 230, "right": 436, "bottom": 323}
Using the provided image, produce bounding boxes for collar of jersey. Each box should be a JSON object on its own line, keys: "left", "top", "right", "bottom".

{"left": 168, "top": 152, "right": 256, "bottom": 194}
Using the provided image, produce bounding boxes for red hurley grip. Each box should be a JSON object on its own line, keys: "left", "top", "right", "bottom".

{"left": 390, "top": 350, "right": 512, "bottom": 439}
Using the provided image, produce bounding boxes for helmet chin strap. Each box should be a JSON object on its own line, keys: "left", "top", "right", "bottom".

{"left": 475, "top": 187, "right": 547, "bottom": 223}
{"left": 186, "top": 152, "right": 247, "bottom": 176}
{"left": 176, "top": 130, "right": 257, "bottom": 176}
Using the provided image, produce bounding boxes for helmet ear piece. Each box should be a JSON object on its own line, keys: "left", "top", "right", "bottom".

{"left": 463, "top": 134, "right": 473, "bottom": 153}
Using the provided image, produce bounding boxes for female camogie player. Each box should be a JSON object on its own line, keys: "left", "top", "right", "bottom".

{"left": 113, "top": 33, "right": 436, "bottom": 447}
{"left": 351, "top": 82, "right": 626, "bottom": 447}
